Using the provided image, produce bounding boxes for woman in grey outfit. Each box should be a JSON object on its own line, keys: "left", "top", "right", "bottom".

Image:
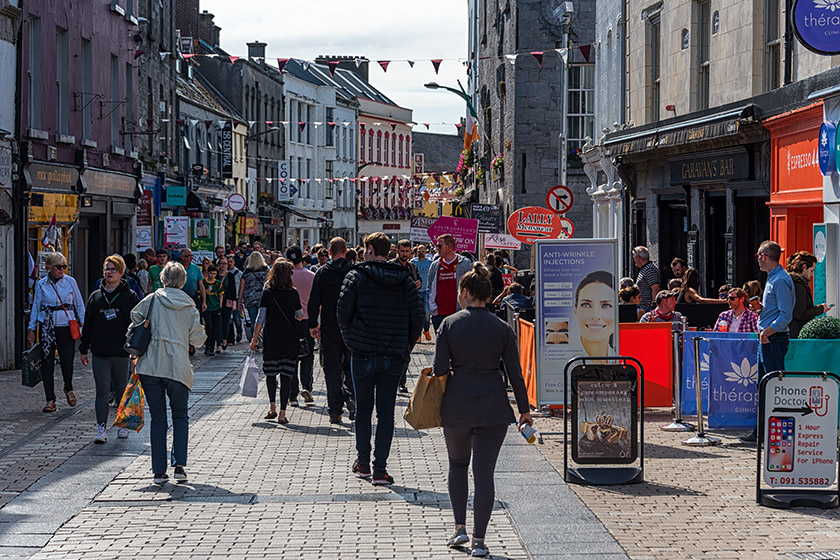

{"left": 432, "top": 262, "right": 532, "bottom": 557}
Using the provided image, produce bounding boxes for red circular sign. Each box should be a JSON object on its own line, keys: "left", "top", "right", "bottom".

{"left": 557, "top": 217, "right": 575, "bottom": 239}
{"left": 506, "top": 206, "right": 567, "bottom": 245}
{"left": 227, "top": 193, "right": 246, "bottom": 212}
{"left": 546, "top": 185, "right": 573, "bottom": 214}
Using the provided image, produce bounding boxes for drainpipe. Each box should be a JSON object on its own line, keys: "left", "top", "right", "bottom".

{"left": 784, "top": 0, "right": 793, "bottom": 85}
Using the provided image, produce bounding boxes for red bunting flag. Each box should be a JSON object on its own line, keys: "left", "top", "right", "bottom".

{"left": 183, "top": 53, "right": 196, "bottom": 60}
{"left": 578, "top": 44, "right": 591, "bottom": 62}
{"left": 431, "top": 59, "right": 442, "bottom": 74}
{"left": 378, "top": 60, "right": 391, "bottom": 72}
{"left": 327, "top": 61, "right": 339, "bottom": 77}
{"left": 204, "top": 120, "right": 213, "bottom": 128}
{"left": 531, "top": 51, "right": 544, "bottom": 67}
{"left": 229, "top": 56, "right": 239, "bottom": 64}
{"left": 265, "top": 121, "right": 274, "bottom": 125}
{"left": 298, "top": 122, "right": 307, "bottom": 133}
{"left": 424, "top": 123, "right": 430, "bottom": 129}
{"left": 134, "top": 50, "right": 146, "bottom": 59}
{"left": 328, "top": 122, "right": 336, "bottom": 129}
{"left": 455, "top": 123, "right": 463, "bottom": 131}
{"left": 277, "top": 58, "right": 289, "bottom": 72}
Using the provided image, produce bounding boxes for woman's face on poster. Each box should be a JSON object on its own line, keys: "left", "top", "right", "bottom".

{"left": 575, "top": 282, "right": 615, "bottom": 346}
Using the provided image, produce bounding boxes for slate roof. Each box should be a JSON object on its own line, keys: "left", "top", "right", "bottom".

{"left": 412, "top": 131, "right": 463, "bottom": 172}
{"left": 176, "top": 73, "right": 240, "bottom": 119}
{"left": 285, "top": 59, "right": 396, "bottom": 107}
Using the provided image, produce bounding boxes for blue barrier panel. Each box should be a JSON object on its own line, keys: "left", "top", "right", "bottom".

{"left": 681, "top": 332, "right": 755, "bottom": 416}
{"left": 708, "top": 337, "right": 760, "bottom": 429}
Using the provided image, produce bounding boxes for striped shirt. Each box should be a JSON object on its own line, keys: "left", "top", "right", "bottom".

{"left": 635, "top": 261, "right": 661, "bottom": 312}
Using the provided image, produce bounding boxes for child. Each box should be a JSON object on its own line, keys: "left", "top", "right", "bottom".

{"left": 136, "top": 258, "right": 150, "bottom": 294}
{"left": 201, "top": 265, "right": 224, "bottom": 356}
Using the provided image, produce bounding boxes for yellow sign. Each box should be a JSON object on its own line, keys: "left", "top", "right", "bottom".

{"left": 28, "top": 193, "right": 79, "bottom": 224}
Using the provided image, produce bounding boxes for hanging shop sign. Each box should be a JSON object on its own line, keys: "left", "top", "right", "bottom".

{"left": 668, "top": 148, "right": 750, "bottom": 184}
{"left": 793, "top": 0, "right": 840, "bottom": 55}
{"left": 427, "top": 216, "right": 479, "bottom": 253}
{"left": 471, "top": 203, "right": 501, "bottom": 233}
{"left": 819, "top": 122, "right": 837, "bottom": 175}
{"left": 166, "top": 185, "right": 187, "bottom": 206}
{"left": 484, "top": 232, "right": 522, "bottom": 250}
{"left": 137, "top": 190, "right": 153, "bottom": 226}
{"left": 507, "top": 206, "right": 567, "bottom": 245}
{"left": 221, "top": 121, "right": 233, "bottom": 179}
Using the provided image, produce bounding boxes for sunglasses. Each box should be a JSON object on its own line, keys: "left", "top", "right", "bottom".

{"left": 103, "top": 267, "right": 118, "bottom": 273}
{"left": 53, "top": 264, "right": 67, "bottom": 270}
{"left": 727, "top": 295, "right": 740, "bottom": 300}
{"left": 755, "top": 253, "right": 766, "bottom": 259}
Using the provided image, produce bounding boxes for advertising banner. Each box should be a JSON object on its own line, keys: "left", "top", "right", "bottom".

{"left": 135, "top": 225, "right": 153, "bottom": 252}
{"left": 762, "top": 373, "right": 840, "bottom": 488}
{"left": 164, "top": 216, "right": 190, "bottom": 249}
{"left": 535, "top": 239, "right": 619, "bottom": 405}
{"left": 708, "top": 337, "right": 760, "bottom": 429}
{"left": 471, "top": 203, "right": 501, "bottom": 233}
{"left": 485, "top": 232, "right": 522, "bottom": 250}
{"left": 137, "top": 189, "right": 153, "bottom": 226}
{"left": 221, "top": 121, "right": 233, "bottom": 179}
{"left": 410, "top": 216, "right": 436, "bottom": 244}
{"left": 427, "top": 216, "right": 479, "bottom": 253}
{"left": 191, "top": 218, "right": 215, "bottom": 252}
{"left": 508, "top": 206, "right": 567, "bottom": 244}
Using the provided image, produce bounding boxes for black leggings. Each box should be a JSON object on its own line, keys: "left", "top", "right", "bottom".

{"left": 443, "top": 424, "right": 508, "bottom": 539}
{"left": 265, "top": 374, "right": 291, "bottom": 410}
{"left": 41, "top": 326, "right": 75, "bottom": 403}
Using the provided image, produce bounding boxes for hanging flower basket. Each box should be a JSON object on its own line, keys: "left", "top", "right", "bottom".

{"left": 568, "top": 148, "right": 583, "bottom": 169}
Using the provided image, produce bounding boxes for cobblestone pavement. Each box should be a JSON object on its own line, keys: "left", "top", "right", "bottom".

{"left": 535, "top": 410, "right": 840, "bottom": 560}
{"left": 1, "top": 342, "right": 625, "bottom": 560}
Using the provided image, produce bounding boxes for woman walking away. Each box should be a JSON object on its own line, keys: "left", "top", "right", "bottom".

{"left": 249, "top": 260, "right": 303, "bottom": 425}
{"left": 432, "top": 262, "right": 532, "bottom": 557}
{"left": 27, "top": 253, "right": 86, "bottom": 413}
{"left": 132, "top": 262, "right": 206, "bottom": 485}
{"left": 786, "top": 251, "right": 833, "bottom": 338}
{"left": 79, "top": 255, "right": 139, "bottom": 443}
{"left": 239, "top": 251, "right": 269, "bottom": 340}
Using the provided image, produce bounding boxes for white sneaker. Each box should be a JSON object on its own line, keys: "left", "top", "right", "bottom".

{"left": 94, "top": 424, "right": 107, "bottom": 444}
{"left": 117, "top": 428, "right": 130, "bottom": 439}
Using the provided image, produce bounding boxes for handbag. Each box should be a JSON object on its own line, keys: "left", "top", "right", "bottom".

{"left": 21, "top": 344, "right": 44, "bottom": 387}
{"left": 49, "top": 282, "right": 81, "bottom": 340}
{"left": 403, "top": 366, "right": 448, "bottom": 430}
{"left": 113, "top": 372, "right": 146, "bottom": 432}
{"left": 124, "top": 295, "right": 156, "bottom": 356}
{"left": 270, "top": 291, "right": 310, "bottom": 358}
{"left": 240, "top": 352, "right": 260, "bottom": 397}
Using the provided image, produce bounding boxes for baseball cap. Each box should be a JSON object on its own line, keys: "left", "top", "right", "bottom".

{"left": 655, "top": 289, "right": 677, "bottom": 305}
{"left": 285, "top": 246, "right": 303, "bottom": 264}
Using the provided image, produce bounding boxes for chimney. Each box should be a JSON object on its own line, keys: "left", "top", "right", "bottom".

{"left": 315, "top": 55, "right": 369, "bottom": 82}
{"left": 247, "top": 41, "right": 267, "bottom": 61}
{"left": 199, "top": 11, "right": 221, "bottom": 48}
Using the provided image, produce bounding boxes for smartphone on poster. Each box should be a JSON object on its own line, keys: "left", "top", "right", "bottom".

{"left": 767, "top": 416, "right": 795, "bottom": 472}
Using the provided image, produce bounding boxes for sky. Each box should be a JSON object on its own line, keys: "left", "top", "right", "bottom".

{"left": 202, "top": 0, "right": 469, "bottom": 136}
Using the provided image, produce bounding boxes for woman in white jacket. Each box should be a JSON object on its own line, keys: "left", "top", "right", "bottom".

{"left": 131, "top": 262, "right": 206, "bottom": 485}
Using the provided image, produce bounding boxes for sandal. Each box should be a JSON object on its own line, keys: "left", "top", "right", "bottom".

{"left": 264, "top": 410, "right": 277, "bottom": 419}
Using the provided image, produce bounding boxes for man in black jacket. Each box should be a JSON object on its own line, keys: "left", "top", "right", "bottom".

{"left": 308, "top": 237, "right": 355, "bottom": 424}
{"left": 337, "top": 232, "right": 423, "bottom": 486}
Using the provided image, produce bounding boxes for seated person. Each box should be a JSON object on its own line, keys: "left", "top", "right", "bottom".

{"left": 640, "top": 290, "right": 685, "bottom": 323}
{"left": 668, "top": 278, "right": 681, "bottom": 290}
{"left": 499, "top": 282, "right": 534, "bottom": 310}
{"left": 619, "top": 285, "right": 644, "bottom": 320}
{"left": 712, "top": 288, "right": 759, "bottom": 332}
{"left": 717, "top": 284, "right": 731, "bottom": 300}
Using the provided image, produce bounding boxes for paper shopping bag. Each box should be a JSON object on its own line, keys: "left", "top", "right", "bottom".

{"left": 403, "top": 367, "right": 448, "bottom": 430}
{"left": 240, "top": 354, "right": 260, "bottom": 398}
{"left": 21, "top": 344, "right": 44, "bottom": 387}
{"left": 113, "top": 373, "right": 145, "bottom": 432}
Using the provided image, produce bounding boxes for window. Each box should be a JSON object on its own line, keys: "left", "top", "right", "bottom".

{"left": 650, "top": 16, "right": 661, "bottom": 122}
{"left": 307, "top": 105, "right": 312, "bottom": 144}
{"left": 325, "top": 160, "right": 334, "bottom": 198}
{"left": 326, "top": 108, "right": 334, "bottom": 146}
{"left": 368, "top": 130, "right": 373, "bottom": 162}
{"left": 376, "top": 131, "right": 382, "bottom": 163}
{"left": 82, "top": 39, "right": 92, "bottom": 140}
{"left": 384, "top": 133, "right": 389, "bottom": 165}
{"left": 697, "top": 0, "right": 711, "bottom": 110}
{"left": 306, "top": 159, "right": 312, "bottom": 197}
{"left": 391, "top": 134, "right": 396, "bottom": 166}
{"left": 28, "top": 17, "right": 41, "bottom": 130}
{"left": 566, "top": 65, "right": 595, "bottom": 156}
{"left": 56, "top": 27, "right": 69, "bottom": 136}
{"left": 764, "top": 0, "right": 781, "bottom": 91}
{"left": 125, "top": 63, "right": 133, "bottom": 152}
{"left": 399, "top": 136, "right": 404, "bottom": 167}
{"left": 360, "top": 126, "right": 366, "bottom": 162}
{"left": 404, "top": 135, "right": 410, "bottom": 168}
{"left": 111, "top": 55, "right": 120, "bottom": 146}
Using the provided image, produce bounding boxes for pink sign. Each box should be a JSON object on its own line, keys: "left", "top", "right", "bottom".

{"left": 427, "top": 216, "right": 479, "bottom": 253}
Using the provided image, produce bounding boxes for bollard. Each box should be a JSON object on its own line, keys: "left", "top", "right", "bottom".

{"left": 683, "top": 337, "right": 721, "bottom": 446}
{"left": 662, "top": 319, "right": 694, "bottom": 431}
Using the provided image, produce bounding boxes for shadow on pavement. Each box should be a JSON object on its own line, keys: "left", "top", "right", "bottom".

{"left": 588, "top": 480, "right": 706, "bottom": 497}
{"left": 644, "top": 441, "right": 729, "bottom": 459}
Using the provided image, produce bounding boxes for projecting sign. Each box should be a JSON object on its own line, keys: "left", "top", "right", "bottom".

{"left": 221, "top": 121, "right": 233, "bottom": 179}
{"left": 507, "top": 206, "right": 567, "bottom": 245}
{"left": 819, "top": 122, "right": 836, "bottom": 176}
{"left": 546, "top": 185, "right": 573, "bottom": 214}
{"left": 793, "top": 0, "right": 840, "bottom": 55}
{"left": 470, "top": 203, "right": 501, "bottom": 233}
{"left": 484, "top": 233, "right": 522, "bottom": 250}
{"left": 277, "top": 161, "right": 292, "bottom": 201}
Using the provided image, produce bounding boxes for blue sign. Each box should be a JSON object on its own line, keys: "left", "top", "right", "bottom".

{"left": 707, "top": 338, "right": 759, "bottom": 430}
{"left": 167, "top": 185, "right": 187, "bottom": 206}
{"left": 793, "top": 0, "right": 840, "bottom": 55}
{"left": 819, "top": 122, "right": 836, "bottom": 175}
{"left": 289, "top": 185, "right": 297, "bottom": 197}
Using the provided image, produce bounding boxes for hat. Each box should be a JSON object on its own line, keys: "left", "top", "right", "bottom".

{"left": 285, "top": 246, "right": 303, "bottom": 264}
{"left": 655, "top": 289, "right": 677, "bottom": 305}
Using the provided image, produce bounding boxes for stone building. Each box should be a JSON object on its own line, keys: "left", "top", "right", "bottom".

{"left": 467, "top": 0, "right": 596, "bottom": 268}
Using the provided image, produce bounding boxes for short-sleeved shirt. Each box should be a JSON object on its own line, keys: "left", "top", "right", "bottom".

{"left": 636, "top": 261, "right": 661, "bottom": 312}
{"left": 148, "top": 265, "right": 165, "bottom": 291}
{"left": 202, "top": 278, "right": 223, "bottom": 311}
{"left": 291, "top": 267, "right": 316, "bottom": 320}
{"left": 182, "top": 262, "right": 204, "bottom": 297}
{"left": 259, "top": 288, "right": 302, "bottom": 360}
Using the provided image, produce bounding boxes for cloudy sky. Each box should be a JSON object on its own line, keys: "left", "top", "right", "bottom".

{"left": 202, "top": 0, "right": 469, "bottom": 135}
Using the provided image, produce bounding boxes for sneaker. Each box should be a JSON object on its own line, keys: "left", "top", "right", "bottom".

{"left": 173, "top": 466, "right": 188, "bottom": 483}
{"left": 417, "top": 335, "right": 422, "bottom": 343}
{"left": 329, "top": 411, "right": 342, "bottom": 424}
{"left": 94, "top": 423, "right": 107, "bottom": 444}
{"left": 424, "top": 330, "right": 431, "bottom": 341}
{"left": 399, "top": 385, "right": 409, "bottom": 394}
{"left": 447, "top": 527, "right": 469, "bottom": 547}
{"left": 470, "top": 540, "right": 489, "bottom": 557}
{"left": 290, "top": 399, "right": 300, "bottom": 407}
{"left": 301, "top": 389, "right": 314, "bottom": 403}
{"left": 153, "top": 473, "right": 169, "bottom": 485}
{"left": 117, "top": 428, "right": 130, "bottom": 439}
{"left": 352, "top": 459, "right": 371, "bottom": 478}
{"left": 346, "top": 399, "right": 356, "bottom": 421}
{"left": 371, "top": 470, "right": 394, "bottom": 486}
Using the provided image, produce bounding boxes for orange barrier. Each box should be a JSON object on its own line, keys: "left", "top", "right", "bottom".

{"left": 618, "top": 322, "right": 674, "bottom": 407}
{"left": 518, "top": 319, "right": 538, "bottom": 408}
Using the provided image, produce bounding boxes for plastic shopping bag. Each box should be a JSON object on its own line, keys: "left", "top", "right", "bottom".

{"left": 113, "top": 373, "right": 146, "bottom": 432}
{"left": 403, "top": 367, "right": 448, "bottom": 430}
{"left": 240, "top": 354, "right": 260, "bottom": 398}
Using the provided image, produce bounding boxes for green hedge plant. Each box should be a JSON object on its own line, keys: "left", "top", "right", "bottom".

{"left": 799, "top": 315, "right": 840, "bottom": 340}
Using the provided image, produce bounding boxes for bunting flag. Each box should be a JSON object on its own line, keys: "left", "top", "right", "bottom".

{"left": 558, "top": 48, "right": 568, "bottom": 64}
{"left": 277, "top": 58, "right": 289, "bottom": 72}
{"left": 578, "top": 44, "right": 591, "bottom": 62}
{"left": 431, "top": 59, "right": 442, "bottom": 74}
{"left": 377, "top": 60, "right": 390, "bottom": 72}
{"left": 407, "top": 60, "right": 415, "bottom": 68}
{"left": 183, "top": 53, "right": 197, "bottom": 60}
{"left": 328, "top": 122, "right": 336, "bottom": 130}
{"left": 159, "top": 52, "right": 170, "bottom": 61}
{"left": 424, "top": 123, "right": 430, "bottom": 129}
{"left": 134, "top": 50, "right": 146, "bottom": 59}
{"left": 229, "top": 56, "right": 240, "bottom": 64}
{"left": 531, "top": 51, "right": 544, "bottom": 67}
{"left": 298, "top": 122, "right": 307, "bottom": 133}
{"left": 327, "top": 60, "right": 339, "bottom": 77}
{"left": 390, "top": 123, "right": 397, "bottom": 131}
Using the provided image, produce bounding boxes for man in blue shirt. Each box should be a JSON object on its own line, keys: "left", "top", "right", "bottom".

{"left": 500, "top": 283, "right": 534, "bottom": 310}
{"left": 410, "top": 243, "right": 433, "bottom": 341}
{"left": 741, "top": 240, "right": 794, "bottom": 444}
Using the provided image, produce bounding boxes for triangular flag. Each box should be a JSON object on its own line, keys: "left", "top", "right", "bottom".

{"left": 302, "top": 61, "right": 310, "bottom": 71}
{"left": 504, "top": 54, "right": 517, "bottom": 64}
{"left": 248, "top": 121, "right": 256, "bottom": 128}
{"left": 407, "top": 60, "right": 415, "bottom": 68}
{"left": 204, "top": 120, "right": 213, "bottom": 128}
{"left": 578, "top": 44, "right": 591, "bottom": 62}
{"left": 557, "top": 48, "right": 568, "bottom": 64}
{"left": 134, "top": 50, "right": 146, "bottom": 59}
{"left": 327, "top": 61, "right": 339, "bottom": 77}
{"left": 218, "top": 120, "right": 226, "bottom": 128}
{"left": 531, "top": 51, "right": 544, "bottom": 67}
{"left": 190, "top": 119, "right": 199, "bottom": 127}
{"left": 378, "top": 60, "right": 390, "bottom": 72}
{"left": 229, "top": 56, "right": 239, "bottom": 64}
{"left": 277, "top": 58, "right": 289, "bottom": 72}
{"left": 328, "top": 122, "right": 336, "bottom": 129}
{"left": 391, "top": 124, "right": 397, "bottom": 131}
{"left": 431, "top": 59, "right": 442, "bottom": 74}
{"left": 298, "top": 122, "right": 307, "bottom": 134}
{"left": 265, "top": 121, "right": 273, "bottom": 125}
{"left": 424, "top": 123, "right": 430, "bottom": 129}
{"left": 159, "top": 52, "right": 170, "bottom": 61}
{"left": 183, "top": 53, "right": 196, "bottom": 60}
{"left": 455, "top": 123, "right": 463, "bottom": 131}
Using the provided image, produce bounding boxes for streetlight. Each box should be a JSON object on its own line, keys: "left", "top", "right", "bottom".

{"left": 245, "top": 126, "right": 280, "bottom": 141}
{"left": 424, "top": 81, "right": 472, "bottom": 105}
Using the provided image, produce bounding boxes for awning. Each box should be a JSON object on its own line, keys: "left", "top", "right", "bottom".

{"left": 604, "top": 104, "right": 760, "bottom": 158}
{"left": 185, "top": 190, "right": 209, "bottom": 212}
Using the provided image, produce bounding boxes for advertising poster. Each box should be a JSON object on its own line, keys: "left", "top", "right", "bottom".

{"left": 762, "top": 374, "right": 840, "bottom": 488}
{"left": 191, "top": 218, "right": 215, "bottom": 252}
{"left": 535, "top": 239, "right": 618, "bottom": 405}
{"left": 164, "top": 216, "right": 190, "bottom": 250}
{"left": 471, "top": 203, "right": 501, "bottom": 233}
{"left": 814, "top": 224, "right": 827, "bottom": 305}
{"left": 427, "top": 216, "right": 479, "bottom": 253}
{"left": 708, "top": 337, "right": 759, "bottom": 429}
{"left": 135, "top": 225, "right": 153, "bottom": 252}
{"left": 410, "top": 216, "right": 436, "bottom": 244}
{"left": 573, "top": 380, "right": 635, "bottom": 463}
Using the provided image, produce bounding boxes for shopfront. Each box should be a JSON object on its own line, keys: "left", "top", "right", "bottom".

{"left": 24, "top": 161, "right": 80, "bottom": 277}
{"left": 764, "top": 104, "right": 824, "bottom": 261}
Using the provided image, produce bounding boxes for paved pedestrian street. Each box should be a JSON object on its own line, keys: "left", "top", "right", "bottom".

{"left": 4, "top": 344, "right": 840, "bottom": 559}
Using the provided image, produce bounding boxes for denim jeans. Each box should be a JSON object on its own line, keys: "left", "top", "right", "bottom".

{"left": 351, "top": 354, "right": 406, "bottom": 471}
{"left": 139, "top": 375, "right": 190, "bottom": 475}
{"left": 758, "top": 332, "right": 789, "bottom": 378}
{"left": 245, "top": 304, "right": 259, "bottom": 340}
{"left": 420, "top": 291, "right": 430, "bottom": 332}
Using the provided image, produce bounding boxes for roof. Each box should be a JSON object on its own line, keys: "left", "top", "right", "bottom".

{"left": 176, "top": 74, "right": 240, "bottom": 119}
{"left": 412, "top": 131, "right": 463, "bottom": 172}
{"left": 284, "top": 59, "right": 397, "bottom": 107}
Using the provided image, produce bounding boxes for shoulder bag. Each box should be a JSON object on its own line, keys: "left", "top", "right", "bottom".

{"left": 49, "top": 282, "right": 81, "bottom": 340}
{"left": 124, "top": 295, "right": 156, "bottom": 356}
{"left": 269, "top": 291, "right": 310, "bottom": 358}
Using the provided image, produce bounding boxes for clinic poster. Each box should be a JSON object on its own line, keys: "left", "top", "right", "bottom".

{"left": 535, "top": 239, "right": 619, "bottom": 405}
